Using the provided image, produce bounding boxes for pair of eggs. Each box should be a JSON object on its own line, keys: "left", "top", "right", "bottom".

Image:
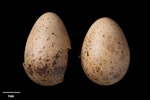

{"left": 23, "top": 12, "right": 130, "bottom": 86}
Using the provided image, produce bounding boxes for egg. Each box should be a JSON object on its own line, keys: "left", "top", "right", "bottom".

{"left": 23, "top": 12, "right": 71, "bottom": 86}
{"left": 81, "top": 17, "right": 130, "bottom": 85}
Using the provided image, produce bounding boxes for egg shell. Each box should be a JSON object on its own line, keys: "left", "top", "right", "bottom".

{"left": 23, "top": 12, "right": 71, "bottom": 86}
{"left": 81, "top": 17, "right": 130, "bottom": 85}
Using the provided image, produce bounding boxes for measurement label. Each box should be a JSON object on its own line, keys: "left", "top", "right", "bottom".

{"left": 2, "top": 91, "right": 21, "bottom": 98}
{"left": 8, "top": 95, "right": 14, "bottom": 98}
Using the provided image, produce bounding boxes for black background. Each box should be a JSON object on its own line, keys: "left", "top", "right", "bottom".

{"left": 0, "top": 0, "right": 148, "bottom": 99}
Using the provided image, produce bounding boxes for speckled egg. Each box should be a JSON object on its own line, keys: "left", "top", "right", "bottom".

{"left": 23, "top": 12, "right": 71, "bottom": 86}
{"left": 81, "top": 17, "right": 130, "bottom": 85}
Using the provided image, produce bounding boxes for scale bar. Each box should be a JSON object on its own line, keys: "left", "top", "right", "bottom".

{"left": 2, "top": 91, "right": 21, "bottom": 94}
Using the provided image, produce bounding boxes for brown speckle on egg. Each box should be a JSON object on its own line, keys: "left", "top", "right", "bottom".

{"left": 39, "top": 56, "right": 42, "bottom": 60}
{"left": 55, "top": 50, "right": 60, "bottom": 59}
{"left": 87, "top": 51, "right": 89, "bottom": 56}
{"left": 45, "top": 59, "right": 50, "bottom": 62}
{"left": 35, "top": 64, "right": 48, "bottom": 76}
{"left": 26, "top": 64, "right": 33, "bottom": 76}
{"left": 51, "top": 42, "right": 55, "bottom": 47}
{"left": 96, "top": 67, "right": 100, "bottom": 73}
{"left": 110, "top": 61, "right": 112, "bottom": 64}
{"left": 52, "top": 60, "right": 57, "bottom": 66}
{"left": 52, "top": 32, "right": 54, "bottom": 35}
{"left": 47, "top": 37, "right": 50, "bottom": 41}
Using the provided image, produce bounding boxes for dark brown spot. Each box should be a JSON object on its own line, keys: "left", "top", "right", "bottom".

{"left": 100, "top": 63, "right": 102, "bottom": 65}
{"left": 47, "top": 37, "right": 50, "bottom": 40}
{"left": 55, "top": 51, "right": 61, "bottom": 59}
{"left": 43, "top": 46, "right": 45, "bottom": 49}
{"left": 122, "top": 50, "right": 124, "bottom": 53}
{"left": 35, "top": 64, "right": 48, "bottom": 76}
{"left": 96, "top": 67, "right": 100, "bottom": 72}
{"left": 93, "top": 77, "right": 98, "bottom": 80}
{"left": 67, "top": 48, "right": 70, "bottom": 51}
{"left": 32, "top": 76, "right": 35, "bottom": 79}
{"left": 39, "top": 56, "right": 42, "bottom": 60}
{"left": 87, "top": 51, "right": 89, "bottom": 56}
{"left": 52, "top": 60, "right": 57, "bottom": 66}
{"left": 102, "top": 35, "right": 105, "bottom": 37}
{"left": 118, "top": 41, "right": 120, "bottom": 44}
{"left": 27, "top": 64, "right": 33, "bottom": 75}
{"left": 28, "top": 64, "right": 31, "bottom": 68}
{"left": 110, "top": 61, "right": 112, "bottom": 64}
{"left": 45, "top": 59, "right": 50, "bottom": 62}
{"left": 52, "top": 32, "right": 54, "bottom": 35}
{"left": 46, "top": 27, "right": 48, "bottom": 29}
